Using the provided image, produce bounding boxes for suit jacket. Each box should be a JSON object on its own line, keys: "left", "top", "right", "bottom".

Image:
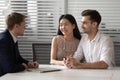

{"left": 0, "top": 29, "right": 28, "bottom": 76}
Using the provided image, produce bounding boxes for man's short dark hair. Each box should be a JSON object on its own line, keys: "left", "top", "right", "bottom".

{"left": 81, "top": 9, "right": 101, "bottom": 26}
{"left": 6, "top": 12, "right": 26, "bottom": 30}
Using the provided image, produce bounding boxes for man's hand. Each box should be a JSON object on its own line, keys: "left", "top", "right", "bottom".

{"left": 64, "top": 55, "right": 80, "bottom": 69}
{"left": 27, "top": 61, "right": 39, "bottom": 68}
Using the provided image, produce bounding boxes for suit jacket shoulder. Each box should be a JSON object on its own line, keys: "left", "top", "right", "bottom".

{"left": 0, "top": 29, "right": 28, "bottom": 76}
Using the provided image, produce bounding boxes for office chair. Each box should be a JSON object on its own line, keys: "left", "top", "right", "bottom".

{"left": 114, "top": 42, "right": 120, "bottom": 66}
{"left": 32, "top": 43, "right": 51, "bottom": 64}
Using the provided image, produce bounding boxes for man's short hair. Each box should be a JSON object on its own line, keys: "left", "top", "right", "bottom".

{"left": 81, "top": 9, "right": 101, "bottom": 26}
{"left": 6, "top": 12, "right": 26, "bottom": 30}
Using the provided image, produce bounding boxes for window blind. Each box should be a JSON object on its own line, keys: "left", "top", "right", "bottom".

{"left": 0, "top": 0, "right": 65, "bottom": 61}
{"left": 0, "top": 0, "right": 7, "bottom": 32}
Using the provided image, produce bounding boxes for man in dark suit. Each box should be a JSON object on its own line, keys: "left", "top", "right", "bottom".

{"left": 0, "top": 12, "right": 39, "bottom": 76}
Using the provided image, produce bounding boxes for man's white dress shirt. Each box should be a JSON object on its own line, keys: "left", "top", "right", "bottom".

{"left": 74, "top": 31, "right": 115, "bottom": 67}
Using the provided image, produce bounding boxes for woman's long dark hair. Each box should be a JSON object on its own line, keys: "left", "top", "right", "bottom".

{"left": 57, "top": 14, "right": 81, "bottom": 40}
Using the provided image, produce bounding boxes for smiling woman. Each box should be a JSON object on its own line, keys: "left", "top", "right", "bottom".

{"left": 50, "top": 14, "right": 81, "bottom": 66}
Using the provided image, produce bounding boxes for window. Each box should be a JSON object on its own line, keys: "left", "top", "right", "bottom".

{"left": 0, "top": 0, "right": 7, "bottom": 32}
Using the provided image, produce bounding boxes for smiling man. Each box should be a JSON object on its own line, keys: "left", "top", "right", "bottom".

{"left": 0, "top": 12, "right": 39, "bottom": 76}
{"left": 64, "top": 9, "right": 115, "bottom": 69}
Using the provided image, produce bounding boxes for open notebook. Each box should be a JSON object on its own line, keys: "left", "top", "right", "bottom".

{"left": 39, "top": 67, "right": 61, "bottom": 73}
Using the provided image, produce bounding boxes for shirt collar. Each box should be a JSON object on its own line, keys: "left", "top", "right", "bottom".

{"left": 91, "top": 31, "right": 100, "bottom": 42}
{"left": 86, "top": 31, "right": 101, "bottom": 42}
{"left": 9, "top": 31, "right": 17, "bottom": 43}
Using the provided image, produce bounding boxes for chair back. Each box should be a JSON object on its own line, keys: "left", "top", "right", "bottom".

{"left": 32, "top": 43, "right": 51, "bottom": 64}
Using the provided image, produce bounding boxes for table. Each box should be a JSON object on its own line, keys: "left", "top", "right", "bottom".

{"left": 0, "top": 64, "right": 120, "bottom": 80}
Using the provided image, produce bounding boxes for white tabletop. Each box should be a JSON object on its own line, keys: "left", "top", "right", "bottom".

{"left": 0, "top": 64, "right": 120, "bottom": 80}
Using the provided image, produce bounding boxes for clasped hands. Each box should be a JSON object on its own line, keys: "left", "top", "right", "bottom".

{"left": 63, "top": 55, "right": 80, "bottom": 69}
{"left": 22, "top": 61, "right": 39, "bottom": 69}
